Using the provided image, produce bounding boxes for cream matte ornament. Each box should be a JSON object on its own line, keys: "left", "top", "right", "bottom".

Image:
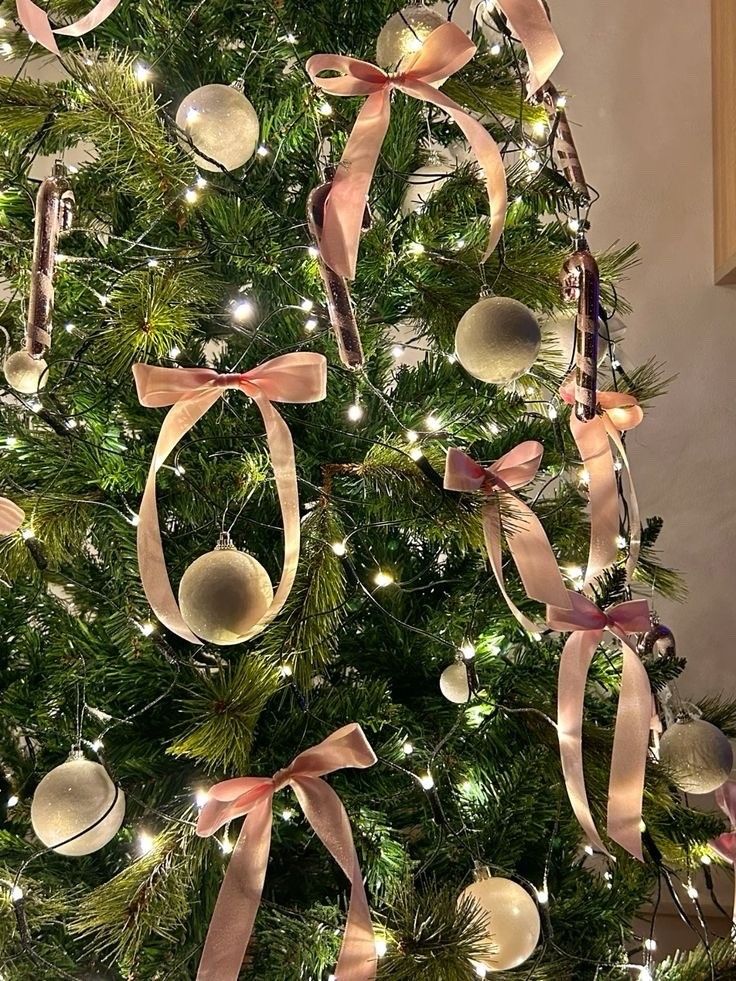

{"left": 455, "top": 296, "right": 542, "bottom": 385}
{"left": 459, "top": 874, "right": 541, "bottom": 972}
{"left": 178, "top": 536, "right": 274, "bottom": 646}
{"left": 176, "top": 84, "right": 259, "bottom": 172}
{"left": 376, "top": 5, "right": 445, "bottom": 70}
{"left": 31, "top": 757, "right": 125, "bottom": 856}
{"left": 658, "top": 718, "right": 733, "bottom": 795}
{"left": 439, "top": 660, "right": 471, "bottom": 704}
{"left": 3, "top": 350, "right": 48, "bottom": 394}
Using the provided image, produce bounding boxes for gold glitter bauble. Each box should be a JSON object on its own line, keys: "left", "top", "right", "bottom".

{"left": 3, "top": 350, "right": 48, "bottom": 394}
{"left": 455, "top": 296, "right": 541, "bottom": 385}
{"left": 31, "top": 758, "right": 125, "bottom": 856}
{"left": 659, "top": 719, "right": 733, "bottom": 795}
{"left": 458, "top": 875, "right": 540, "bottom": 971}
{"left": 178, "top": 546, "right": 274, "bottom": 645}
{"left": 176, "top": 84, "right": 259, "bottom": 172}
{"left": 375, "top": 6, "right": 445, "bottom": 70}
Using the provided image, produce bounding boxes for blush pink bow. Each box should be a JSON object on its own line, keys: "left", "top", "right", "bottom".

{"left": 444, "top": 441, "right": 570, "bottom": 633}
{"left": 561, "top": 377, "right": 644, "bottom": 587}
{"left": 306, "top": 22, "right": 508, "bottom": 280}
{"left": 132, "top": 353, "right": 327, "bottom": 645}
{"left": 495, "top": 0, "right": 563, "bottom": 94}
{"left": 16, "top": 0, "right": 121, "bottom": 56}
{"left": 0, "top": 497, "right": 24, "bottom": 535}
{"left": 196, "top": 724, "right": 378, "bottom": 981}
{"left": 712, "top": 782, "right": 736, "bottom": 930}
{"left": 547, "top": 590, "right": 652, "bottom": 860}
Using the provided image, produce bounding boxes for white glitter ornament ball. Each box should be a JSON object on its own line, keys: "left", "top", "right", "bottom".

{"left": 455, "top": 296, "right": 541, "bottom": 385}
{"left": 31, "top": 758, "right": 125, "bottom": 856}
{"left": 658, "top": 719, "right": 733, "bottom": 794}
{"left": 439, "top": 661, "right": 470, "bottom": 704}
{"left": 178, "top": 545, "right": 274, "bottom": 645}
{"left": 176, "top": 84, "right": 259, "bottom": 172}
{"left": 3, "top": 350, "right": 48, "bottom": 394}
{"left": 459, "top": 875, "right": 540, "bottom": 971}
{"left": 376, "top": 5, "right": 445, "bottom": 70}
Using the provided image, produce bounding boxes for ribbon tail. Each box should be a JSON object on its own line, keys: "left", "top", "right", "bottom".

{"left": 605, "top": 420, "right": 641, "bottom": 581}
{"left": 293, "top": 778, "right": 377, "bottom": 980}
{"left": 606, "top": 629, "right": 651, "bottom": 861}
{"left": 16, "top": 0, "right": 60, "bottom": 54}
{"left": 557, "top": 629, "right": 611, "bottom": 856}
{"left": 238, "top": 389, "right": 301, "bottom": 640}
{"left": 570, "top": 412, "right": 619, "bottom": 586}
{"left": 197, "top": 797, "right": 274, "bottom": 981}
{"left": 502, "top": 493, "right": 570, "bottom": 609}
{"left": 482, "top": 502, "right": 542, "bottom": 635}
{"left": 53, "top": 0, "right": 121, "bottom": 36}
{"left": 403, "top": 81, "right": 507, "bottom": 262}
{"left": 494, "top": 0, "right": 563, "bottom": 94}
{"left": 137, "top": 388, "right": 223, "bottom": 644}
{"left": 322, "top": 89, "right": 391, "bottom": 279}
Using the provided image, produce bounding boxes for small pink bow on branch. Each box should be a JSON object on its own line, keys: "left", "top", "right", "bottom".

{"left": 711, "top": 781, "right": 736, "bottom": 930}
{"left": 16, "top": 0, "right": 121, "bottom": 56}
{"left": 560, "top": 377, "right": 644, "bottom": 587}
{"left": 547, "top": 590, "right": 652, "bottom": 860}
{"left": 132, "top": 354, "right": 327, "bottom": 645}
{"left": 0, "top": 497, "right": 24, "bottom": 535}
{"left": 444, "top": 441, "right": 570, "bottom": 634}
{"left": 196, "top": 724, "right": 378, "bottom": 981}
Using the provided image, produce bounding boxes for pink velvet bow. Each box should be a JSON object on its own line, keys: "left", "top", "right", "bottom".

{"left": 711, "top": 781, "right": 736, "bottom": 928}
{"left": 16, "top": 0, "right": 121, "bottom": 56}
{"left": 561, "top": 378, "right": 644, "bottom": 587}
{"left": 495, "top": 0, "right": 563, "bottom": 94}
{"left": 133, "top": 353, "right": 327, "bottom": 645}
{"left": 547, "top": 590, "right": 652, "bottom": 860}
{"left": 196, "top": 724, "right": 378, "bottom": 981}
{"left": 306, "top": 22, "right": 508, "bottom": 280}
{"left": 444, "top": 441, "right": 570, "bottom": 633}
{"left": 0, "top": 497, "right": 24, "bottom": 535}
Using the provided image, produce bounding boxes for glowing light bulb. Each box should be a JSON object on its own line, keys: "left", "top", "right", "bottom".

{"left": 584, "top": 844, "right": 594, "bottom": 856}
{"left": 375, "top": 938, "right": 388, "bottom": 958}
{"left": 532, "top": 119, "right": 547, "bottom": 138}
{"left": 128, "top": 513, "right": 140, "bottom": 527}
{"left": 168, "top": 346, "right": 181, "bottom": 359}
{"left": 134, "top": 62, "right": 152, "bottom": 83}
{"left": 391, "top": 344, "right": 405, "bottom": 358}
{"left": 300, "top": 298, "right": 314, "bottom": 312}
{"left": 220, "top": 834, "right": 233, "bottom": 854}
{"left": 565, "top": 565, "right": 583, "bottom": 581}
{"left": 490, "top": 42, "right": 502, "bottom": 55}
{"left": 579, "top": 468, "right": 590, "bottom": 486}
{"left": 139, "top": 621, "right": 155, "bottom": 637}
{"left": 184, "top": 187, "right": 199, "bottom": 205}
{"left": 331, "top": 541, "right": 347, "bottom": 557}
{"left": 347, "top": 403, "right": 364, "bottom": 422}
{"left": 195, "top": 789, "right": 209, "bottom": 808}
{"left": 374, "top": 570, "right": 393, "bottom": 588}
{"left": 686, "top": 884, "right": 699, "bottom": 900}
{"left": 280, "top": 664, "right": 293, "bottom": 678}
{"left": 536, "top": 887, "right": 549, "bottom": 904}
{"left": 526, "top": 158, "right": 542, "bottom": 174}
{"left": 701, "top": 854, "right": 712, "bottom": 866}
{"left": 304, "top": 317, "right": 319, "bottom": 332}
{"left": 307, "top": 245, "right": 320, "bottom": 258}
{"left": 21, "top": 528, "right": 35, "bottom": 541}
{"left": 10, "top": 885, "right": 23, "bottom": 903}
{"left": 0, "top": 42, "right": 13, "bottom": 57}
{"left": 7, "top": 795, "right": 18, "bottom": 808}
{"left": 547, "top": 405, "right": 558, "bottom": 420}
{"left": 616, "top": 535, "right": 627, "bottom": 549}
{"left": 256, "top": 144, "right": 269, "bottom": 157}
{"left": 402, "top": 740, "right": 414, "bottom": 755}
{"left": 407, "top": 241, "right": 425, "bottom": 256}
{"left": 419, "top": 772, "right": 435, "bottom": 791}
{"left": 90, "top": 739, "right": 104, "bottom": 752}
{"left": 405, "top": 430, "right": 418, "bottom": 444}
{"left": 138, "top": 831, "right": 155, "bottom": 855}
{"left": 556, "top": 94, "right": 568, "bottom": 109}
{"left": 460, "top": 643, "right": 476, "bottom": 660}
{"left": 281, "top": 808, "right": 296, "bottom": 822}
{"left": 65, "top": 322, "right": 75, "bottom": 333}
{"left": 425, "top": 413, "right": 442, "bottom": 432}
{"left": 644, "top": 939, "right": 657, "bottom": 952}
{"left": 148, "top": 258, "right": 160, "bottom": 268}
{"left": 285, "top": 32, "right": 297, "bottom": 44}
{"left": 318, "top": 101, "right": 333, "bottom": 116}
{"left": 232, "top": 299, "right": 254, "bottom": 322}
{"left": 409, "top": 446, "right": 423, "bottom": 462}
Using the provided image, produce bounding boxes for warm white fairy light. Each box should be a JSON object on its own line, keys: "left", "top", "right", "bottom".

{"left": 256, "top": 144, "right": 269, "bottom": 157}
{"left": 556, "top": 94, "right": 568, "bottom": 109}
{"left": 532, "top": 119, "right": 547, "bottom": 138}
{"left": 526, "top": 158, "right": 542, "bottom": 174}
{"left": 644, "top": 939, "right": 657, "bottom": 952}
{"left": 409, "top": 446, "right": 423, "bottom": 462}
{"left": 6, "top": 795, "right": 18, "bottom": 808}
{"left": 407, "top": 241, "right": 426, "bottom": 256}
{"left": 220, "top": 833, "right": 234, "bottom": 855}
{"left": 138, "top": 831, "right": 155, "bottom": 856}
{"left": 405, "top": 430, "right": 419, "bottom": 444}
{"left": 374, "top": 570, "right": 394, "bottom": 588}
{"left": 128, "top": 513, "right": 140, "bottom": 527}
{"left": 168, "top": 346, "right": 181, "bottom": 359}
{"left": 139, "top": 621, "right": 155, "bottom": 637}
{"left": 147, "top": 258, "right": 160, "bottom": 269}
{"left": 419, "top": 772, "right": 435, "bottom": 791}
{"left": 307, "top": 245, "right": 320, "bottom": 258}
{"left": 65, "top": 322, "right": 76, "bottom": 333}
{"left": 285, "top": 32, "right": 297, "bottom": 44}
{"left": 281, "top": 808, "right": 295, "bottom": 822}
{"left": 391, "top": 344, "right": 405, "bottom": 359}
{"left": 318, "top": 101, "right": 333, "bottom": 116}
{"left": 90, "top": 739, "right": 104, "bottom": 752}
{"left": 331, "top": 541, "right": 347, "bottom": 557}
{"left": 565, "top": 565, "right": 583, "bottom": 581}
{"left": 375, "top": 938, "right": 388, "bottom": 958}
{"left": 195, "top": 789, "right": 209, "bottom": 808}
{"left": 614, "top": 458, "right": 623, "bottom": 472}
{"left": 490, "top": 42, "right": 502, "bottom": 55}
{"left": 174, "top": 464, "right": 186, "bottom": 477}
{"left": 134, "top": 62, "right": 152, "bottom": 83}
{"left": 347, "top": 403, "right": 364, "bottom": 423}
{"left": 231, "top": 299, "right": 254, "bottom": 322}
{"left": 300, "top": 298, "right": 314, "bottom": 312}
{"left": 184, "top": 187, "right": 199, "bottom": 205}
{"left": 10, "top": 885, "right": 23, "bottom": 903}
{"left": 686, "top": 883, "right": 699, "bottom": 900}
{"left": 1, "top": 42, "right": 14, "bottom": 57}
{"left": 305, "top": 317, "right": 318, "bottom": 332}
{"left": 460, "top": 643, "right": 476, "bottom": 660}
{"left": 584, "top": 843, "right": 594, "bottom": 856}
{"left": 579, "top": 468, "right": 590, "bottom": 486}
{"left": 28, "top": 399, "right": 42, "bottom": 413}
{"left": 701, "top": 854, "right": 712, "bottom": 866}
{"left": 280, "top": 664, "right": 293, "bottom": 678}
{"left": 536, "top": 886, "right": 549, "bottom": 904}
{"left": 21, "top": 528, "right": 35, "bottom": 541}
{"left": 402, "top": 740, "right": 414, "bottom": 755}
{"left": 425, "top": 413, "right": 442, "bottom": 432}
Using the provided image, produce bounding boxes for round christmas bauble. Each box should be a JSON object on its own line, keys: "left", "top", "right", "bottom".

{"left": 402, "top": 160, "right": 455, "bottom": 215}
{"left": 31, "top": 757, "right": 125, "bottom": 856}
{"left": 455, "top": 296, "right": 541, "bottom": 385}
{"left": 459, "top": 875, "right": 540, "bottom": 971}
{"left": 659, "top": 719, "right": 733, "bottom": 794}
{"left": 376, "top": 5, "right": 445, "bottom": 70}
{"left": 3, "top": 350, "right": 48, "bottom": 394}
{"left": 440, "top": 661, "right": 470, "bottom": 704}
{"left": 178, "top": 545, "right": 273, "bottom": 645}
{"left": 176, "top": 84, "right": 259, "bottom": 172}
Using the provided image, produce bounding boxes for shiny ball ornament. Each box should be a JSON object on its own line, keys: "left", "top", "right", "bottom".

{"left": 31, "top": 757, "right": 125, "bottom": 856}
{"left": 3, "top": 350, "right": 48, "bottom": 394}
{"left": 402, "top": 160, "right": 455, "bottom": 215}
{"left": 658, "top": 719, "right": 733, "bottom": 794}
{"left": 178, "top": 545, "right": 274, "bottom": 645}
{"left": 440, "top": 661, "right": 470, "bottom": 704}
{"left": 176, "top": 84, "right": 259, "bottom": 172}
{"left": 376, "top": 5, "right": 445, "bottom": 70}
{"left": 455, "top": 296, "right": 542, "bottom": 385}
{"left": 458, "top": 875, "right": 540, "bottom": 971}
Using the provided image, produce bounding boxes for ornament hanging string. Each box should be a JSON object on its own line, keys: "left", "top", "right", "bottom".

{"left": 133, "top": 354, "right": 327, "bottom": 645}
{"left": 547, "top": 590, "right": 652, "bottom": 860}
{"left": 307, "top": 22, "right": 509, "bottom": 281}
{"left": 444, "top": 442, "right": 571, "bottom": 633}
{"left": 0, "top": 497, "right": 24, "bottom": 535}
{"left": 196, "top": 724, "right": 378, "bottom": 981}
{"left": 560, "top": 377, "right": 643, "bottom": 585}
{"left": 711, "top": 781, "right": 736, "bottom": 933}
{"left": 16, "top": 0, "right": 121, "bottom": 56}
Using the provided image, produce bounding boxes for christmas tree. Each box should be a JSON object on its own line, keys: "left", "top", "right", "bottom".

{"left": 1, "top": 1, "right": 735, "bottom": 979}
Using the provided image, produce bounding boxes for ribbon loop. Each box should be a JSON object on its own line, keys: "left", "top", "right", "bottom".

{"left": 16, "top": 0, "right": 121, "bottom": 56}
{"left": 133, "top": 354, "right": 327, "bottom": 645}
{"left": 548, "top": 589, "right": 652, "bottom": 859}
{"left": 0, "top": 497, "right": 24, "bottom": 535}
{"left": 444, "top": 442, "right": 569, "bottom": 632}
{"left": 196, "top": 725, "right": 378, "bottom": 981}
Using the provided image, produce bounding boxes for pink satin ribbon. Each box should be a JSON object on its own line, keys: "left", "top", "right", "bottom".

{"left": 712, "top": 782, "right": 736, "bottom": 930}
{"left": 16, "top": 0, "right": 121, "bottom": 56}
{"left": 306, "top": 22, "right": 507, "bottom": 280}
{"left": 561, "top": 378, "right": 643, "bottom": 586}
{"left": 547, "top": 590, "right": 652, "bottom": 860}
{"left": 133, "top": 354, "right": 327, "bottom": 645}
{"left": 495, "top": 0, "right": 563, "bottom": 94}
{"left": 196, "top": 724, "right": 378, "bottom": 981}
{"left": 444, "top": 441, "right": 570, "bottom": 633}
{"left": 0, "top": 497, "right": 24, "bottom": 534}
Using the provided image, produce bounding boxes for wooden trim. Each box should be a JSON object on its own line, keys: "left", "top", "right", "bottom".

{"left": 712, "top": 0, "right": 736, "bottom": 284}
